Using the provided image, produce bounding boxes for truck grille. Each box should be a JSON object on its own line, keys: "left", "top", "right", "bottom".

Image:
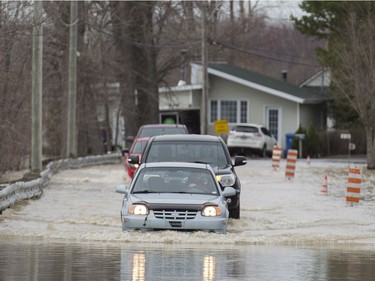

{"left": 153, "top": 209, "right": 197, "bottom": 220}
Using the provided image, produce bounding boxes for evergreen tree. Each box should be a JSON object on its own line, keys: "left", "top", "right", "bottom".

{"left": 292, "top": 1, "right": 375, "bottom": 169}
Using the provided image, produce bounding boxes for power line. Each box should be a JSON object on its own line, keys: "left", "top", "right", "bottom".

{"left": 84, "top": 18, "right": 318, "bottom": 67}
{"left": 83, "top": 20, "right": 201, "bottom": 49}
{"left": 209, "top": 38, "right": 320, "bottom": 68}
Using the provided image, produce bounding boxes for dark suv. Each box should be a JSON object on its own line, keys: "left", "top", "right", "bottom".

{"left": 128, "top": 134, "right": 247, "bottom": 219}
{"left": 135, "top": 124, "right": 189, "bottom": 138}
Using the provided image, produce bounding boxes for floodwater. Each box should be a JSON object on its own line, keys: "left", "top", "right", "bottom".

{"left": 1, "top": 238, "right": 375, "bottom": 280}
{"left": 1, "top": 160, "right": 375, "bottom": 280}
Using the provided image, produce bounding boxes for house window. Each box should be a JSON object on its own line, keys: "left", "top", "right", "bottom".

{"left": 210, "top": 100, "right": 248, "bottom": 123}
{"left": 210, "top": 100, "right": 217, "bottom": 123}
{"left": 221, "top": 101, "right": 237, "bottom": 123}
{"left": 240, "top": 101, "right": 247, "bottom": 123}
{"left": 266, "top": 107, "right": 280, "bottom": 142}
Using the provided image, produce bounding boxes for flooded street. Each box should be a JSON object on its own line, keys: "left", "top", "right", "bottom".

{"left": 1, "top": 238, "right": 375, "bottom": 280}
{"left": 1, "top": 159, "right": 375, "bottom": 280}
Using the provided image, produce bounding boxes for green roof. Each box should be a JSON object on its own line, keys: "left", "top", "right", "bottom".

{"left": 207, "top": 62, "right": 330, "bottom": 104}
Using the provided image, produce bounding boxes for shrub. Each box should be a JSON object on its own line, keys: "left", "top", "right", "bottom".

{"left": 291, "top": 124, "right": 322, "bottom": 158}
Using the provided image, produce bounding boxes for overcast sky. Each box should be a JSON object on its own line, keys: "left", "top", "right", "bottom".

{"left": 256, "top": 0, "right": 305, "bottom": 24}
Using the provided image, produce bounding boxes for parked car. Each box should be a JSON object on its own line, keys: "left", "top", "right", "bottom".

{"left": 128, "top": 134, "right": 247, "bottom": 219}
{"left": 135, "top": 124, "right": 189, "bottom": 138}
{"left": 124, "top": 137, "right": 149, "bottom": 179}
{"left": 115, "top": 162, "right": 237, "bottom": 233}
{"left": 226, "top": 124, "right": 277, "bottom": 157}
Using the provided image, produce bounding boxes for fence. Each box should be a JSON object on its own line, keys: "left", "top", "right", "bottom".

{"left": 0, "top": 153, "right": 122, "bottom": 214}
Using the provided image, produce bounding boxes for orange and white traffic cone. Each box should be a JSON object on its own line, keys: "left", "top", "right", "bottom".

{"left": 285, "top": 149, "right": 298, "bottom": 179}
{"left": 346, "top": 166, "right": 362, "bottom": 206}
{"left": 320, "top": 175, "right": 328, "bottom": 195}
{"left": 271, "top": 146, "right": 282, "bottom": 171}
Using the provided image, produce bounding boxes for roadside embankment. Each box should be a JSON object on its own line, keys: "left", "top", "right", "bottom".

{"left": 0, "top": 153, "right": 122, "bottom": 214}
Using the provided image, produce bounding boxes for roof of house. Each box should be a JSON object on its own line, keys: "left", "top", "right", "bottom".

{"left": 206, "top": 62, "right": 331, "bottom": 104}
{"left": 299, "top": 69, "right": 331, "bottom": 88}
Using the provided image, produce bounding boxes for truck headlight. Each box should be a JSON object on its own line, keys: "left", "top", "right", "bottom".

{"left": 216, "top": 174, "right": 236, "bottom": 187}
{"left": 129, "top": 204, "right": 149, "bottom": 215}
{"left": 202, "top": 206, "right": 222, "bottom": 217}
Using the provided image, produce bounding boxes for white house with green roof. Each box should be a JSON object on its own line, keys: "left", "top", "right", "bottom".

{"left": 158, "top": 62, "right": 331, "bottom": 150}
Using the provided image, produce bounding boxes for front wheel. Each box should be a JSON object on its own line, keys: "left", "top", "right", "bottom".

{"left": 260, "top": 145, "right": 267, "bottom": 158}
{"left": 229, "top": 204, "right": 240, "bottom": 219}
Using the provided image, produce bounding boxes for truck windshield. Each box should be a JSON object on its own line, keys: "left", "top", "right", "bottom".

{"left": 145, "top": 142, "right": 229, "bottom": 169}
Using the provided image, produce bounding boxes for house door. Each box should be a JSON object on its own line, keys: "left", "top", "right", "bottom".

{"left": 266, "top": 107, "right": 281, "bottom": 145}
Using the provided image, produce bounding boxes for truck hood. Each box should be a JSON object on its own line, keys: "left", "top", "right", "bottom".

{"left": 131, "top": 193, "right": 222, "bottom": 208}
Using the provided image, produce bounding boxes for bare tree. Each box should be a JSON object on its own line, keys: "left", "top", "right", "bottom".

{"left": 110, "top": 1, "right": 170, "bottom": 147}
{"left": 43, "top": 1, "right": 106, "bottom": 157}
{"left": 330, "top": 4, "right": 375, "bottom": 168}
{"left": 42, "top": 1, "right": 70, "bottom": 157}
{"left": 0, "top": 0, "right": 324, "bottom": 177}
{"left": 0, "top": 1, "right": 33, "bottom": 176}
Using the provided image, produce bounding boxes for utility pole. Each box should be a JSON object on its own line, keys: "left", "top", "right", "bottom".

{"left": 201, "top": 2, "right": 208, "bottom": 135}
{"left": 67, "top": 1, "right": 78, "bottom": 158}
{"left": 31, "top": 0, "right": 43, "bottom": 172}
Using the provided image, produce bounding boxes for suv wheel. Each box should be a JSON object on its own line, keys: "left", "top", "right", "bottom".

{"left": 260, "top": 145, "right": 267, "bottom": 158}
{"left": 229, "top": 204, "right": 240, "bottom": 219}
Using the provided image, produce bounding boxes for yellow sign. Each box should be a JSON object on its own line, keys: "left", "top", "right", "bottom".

{"left": 214, "top": 120, "right": 229, "bottom": 135}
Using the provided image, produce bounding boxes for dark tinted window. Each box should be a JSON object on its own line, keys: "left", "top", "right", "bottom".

{"left": 138, "top": 127, "right": 187, "bottom": 138}
{"left": 231, "top": 126, "right": 258, "bottom": 133}
{"left": 145, "top": 141, "right": 229, "bottom": 168}
{"left": 261, "top": 127, "right": 271, "bottom": 136}
{"left": 131, "top": 140, "right": 147, "bottom": 154}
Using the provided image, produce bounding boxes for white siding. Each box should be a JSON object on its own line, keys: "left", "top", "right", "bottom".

{"left": 208, "top": 76, "right": 301, "bottom": 149}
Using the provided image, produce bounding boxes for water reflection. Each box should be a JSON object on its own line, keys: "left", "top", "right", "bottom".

{"left": 203, "top": 256, "right": 215, "bottom": 281}
{"left": 123, "top": 248, "right": 217, "bottom": 281}
{"left": 1, "top": 238, "right": 375, "bottom": 281}
{"left": 132, "top": 253, "right": 145, "bottom": 281}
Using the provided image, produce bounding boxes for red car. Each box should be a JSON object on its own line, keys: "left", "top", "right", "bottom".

{"left": 124, "top": 137, "right": 149, "bottom": 179}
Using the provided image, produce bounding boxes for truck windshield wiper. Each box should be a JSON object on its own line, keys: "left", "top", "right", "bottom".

{"left": 193, "top": 161, "right": 211, "bottom": 164}
{"left": 132, "top": 190, "right": 159, "bottom": 194}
